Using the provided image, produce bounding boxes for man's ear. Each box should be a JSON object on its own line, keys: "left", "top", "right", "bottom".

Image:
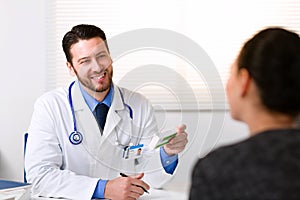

{"left": 67, "top": 62, "right": 76, "bottom": 76}
{"left": 239, "top": 68, "right": 251, "bottom": 97}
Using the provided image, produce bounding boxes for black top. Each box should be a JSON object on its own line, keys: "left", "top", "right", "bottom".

{"left": 189, "top": 129, "right": 300, "bottom": 200}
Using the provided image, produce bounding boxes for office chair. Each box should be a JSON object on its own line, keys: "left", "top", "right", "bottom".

{"left": 24, "top": 133, "right": 28, "bottom": 183}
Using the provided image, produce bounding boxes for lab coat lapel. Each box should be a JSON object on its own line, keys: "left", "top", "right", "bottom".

{"left": 72, "top": 81, "right": 102, "bottom": 155}
{"left": 95, "top": 85, "right": 136, "bottom": 177}
{"left": 102, "top": 84, "right": 123, "bottom": 141}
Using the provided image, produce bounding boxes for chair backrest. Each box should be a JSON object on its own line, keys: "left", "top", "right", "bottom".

{"left": 24, "top": 133, "right": 28, "bottom": 183}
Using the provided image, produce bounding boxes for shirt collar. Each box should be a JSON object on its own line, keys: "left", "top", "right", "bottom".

{"left": 78, "top": 82, "right": 114, "bottom": 112}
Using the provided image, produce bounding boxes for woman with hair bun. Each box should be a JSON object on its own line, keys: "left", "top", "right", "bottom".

{"left": 189, "top": 27, "right": 300, "bottom": 199}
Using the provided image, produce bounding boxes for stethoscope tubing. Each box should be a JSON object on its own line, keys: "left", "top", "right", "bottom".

{"left": 68, "top": 81, "right": 83, "bottom": 145}
{"left": 68, "top": 81, "right": 78, "bottom": 133}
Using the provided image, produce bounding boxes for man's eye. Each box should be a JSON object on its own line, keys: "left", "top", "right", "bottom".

{"left": 80, "top": 60, "right": 90, "bottom": 64}
{"left": 98, "top": 54, "right": 107, "bottom": 58}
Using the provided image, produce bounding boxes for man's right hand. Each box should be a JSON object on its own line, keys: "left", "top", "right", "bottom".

{"left": 104, "top": 173, "right": 150, "bottom": 200}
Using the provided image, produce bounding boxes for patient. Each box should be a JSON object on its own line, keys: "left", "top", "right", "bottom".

{"left": 189, "top": 27, "right": 300, "bottom": 199}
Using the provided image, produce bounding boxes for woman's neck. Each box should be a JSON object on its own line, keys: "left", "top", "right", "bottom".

{"left": 246, "top": 110, "right": 296, "bottom": 136}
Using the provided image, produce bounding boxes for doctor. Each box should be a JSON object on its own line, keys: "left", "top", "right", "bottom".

{"left": 25, "top": 24, "right": 188, "bottom": 200}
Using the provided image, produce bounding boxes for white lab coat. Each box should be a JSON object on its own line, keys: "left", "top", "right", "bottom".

{"left": 25, "top": 81, "right": 174, "bottom": 200}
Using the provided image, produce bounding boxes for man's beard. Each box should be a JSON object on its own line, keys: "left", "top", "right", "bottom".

{"left": 73, "top": 66, "right": 113, "bottom": 93}
{"left": 78, "top": 75, "right": 112, "bottom": 93}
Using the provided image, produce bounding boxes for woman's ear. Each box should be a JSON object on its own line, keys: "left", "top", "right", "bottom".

{"left": 67, "top": 62, "right": 76, "bottom": 76}
{"left": 238, "top": 68, "right": 251, "bottom": 97}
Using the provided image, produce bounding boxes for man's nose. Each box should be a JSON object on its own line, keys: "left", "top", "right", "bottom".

{"left": 90, "top": 59, "right": 105, "bottom": 72}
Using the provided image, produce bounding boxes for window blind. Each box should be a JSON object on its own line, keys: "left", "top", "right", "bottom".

{"left": 46, "top": 0, "right": 300, "bottom": 111}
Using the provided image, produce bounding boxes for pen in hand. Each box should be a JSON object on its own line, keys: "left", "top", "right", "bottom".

{"left": 120, "top": 173, "right": 149, "bottom": 194}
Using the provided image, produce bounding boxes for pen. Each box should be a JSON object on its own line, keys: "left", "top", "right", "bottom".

{"left": 120, "top": 173, "right": 149, "bottom": 194}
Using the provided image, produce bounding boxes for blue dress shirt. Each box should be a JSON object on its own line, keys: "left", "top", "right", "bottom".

{"left": 78, "top": 82, "right": 178, "bottom": 199}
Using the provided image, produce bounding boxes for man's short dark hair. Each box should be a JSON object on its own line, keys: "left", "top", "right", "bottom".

{"left": 62, "top": 24, "right": 109, "bottom": 64}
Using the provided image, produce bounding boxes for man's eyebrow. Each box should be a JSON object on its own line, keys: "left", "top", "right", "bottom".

{"left": 76, "top": 50, "right": 108, "bottom": 63}
{"left": 77, "top": 56, "right": 90, "bottom": 63}
{"left": 95, "top": 50, "right": 107, "bottom": 56}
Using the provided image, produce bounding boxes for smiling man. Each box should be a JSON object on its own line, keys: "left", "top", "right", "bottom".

{"left": 66, "top": 37, "right": 113, "bottom": 101}
{"left": 25, "top": 24, "right": 188, "bottom": 200}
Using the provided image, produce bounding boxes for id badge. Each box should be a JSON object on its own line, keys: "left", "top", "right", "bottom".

{"left": 122, "top": 144, "right": 144, "bottom": 159}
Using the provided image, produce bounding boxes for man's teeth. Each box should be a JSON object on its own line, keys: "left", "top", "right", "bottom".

{"left": 95, "top": 74, "right": 105, "bottom": 79}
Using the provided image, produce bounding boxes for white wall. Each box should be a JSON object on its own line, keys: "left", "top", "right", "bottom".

{"left": 155, "top": 111, "right": 248, "bottom": 193}
{"left": 0, "top": 0, "right": 249, "bottom": 192}
{"left": 0, "top": 0, "right": 46, "bottom": 180}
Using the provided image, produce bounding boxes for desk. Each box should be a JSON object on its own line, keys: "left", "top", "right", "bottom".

{"left": 140, "top": 188, "right": 187, "bottom": 200}
{"left": 31, "top": 188, "right": 188, "bottom": 200}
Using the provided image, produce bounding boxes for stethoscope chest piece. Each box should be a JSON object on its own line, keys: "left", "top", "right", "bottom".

{"left": 69, "top": 131, "right": 83, "bottom": 145}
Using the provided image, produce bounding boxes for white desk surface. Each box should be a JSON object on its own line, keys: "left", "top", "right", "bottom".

{"left": 31, "top": 188, "right": 188, "bottom": 200}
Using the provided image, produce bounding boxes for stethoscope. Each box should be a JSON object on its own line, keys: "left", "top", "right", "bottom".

{"left": 68, "top": 81, "right": 133, "bottom": 146}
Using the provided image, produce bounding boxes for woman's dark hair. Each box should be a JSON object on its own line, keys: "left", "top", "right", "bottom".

{"left": 62, "top": 24, "right": 109, "bottom": 64}
{"left": 238, "top": 27, "right": 300, "bottom": 116}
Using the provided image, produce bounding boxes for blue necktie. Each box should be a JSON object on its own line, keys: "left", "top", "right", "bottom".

{"left": 95, "top": 103, "right": 109, "bottom": 131}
